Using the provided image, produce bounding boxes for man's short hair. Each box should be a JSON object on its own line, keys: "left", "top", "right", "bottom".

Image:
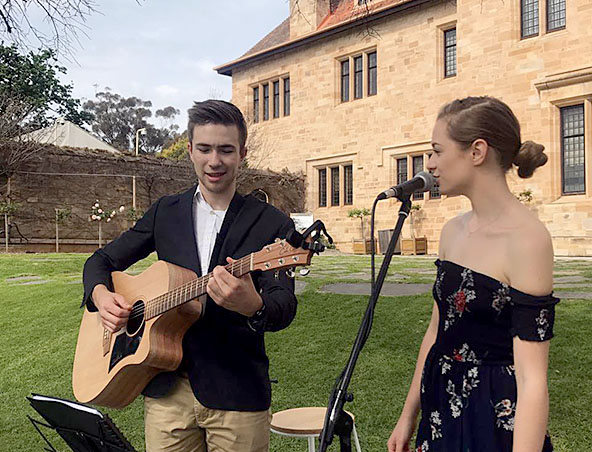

{"left": 187, "top": 100, "right": 247, "bottom": 149}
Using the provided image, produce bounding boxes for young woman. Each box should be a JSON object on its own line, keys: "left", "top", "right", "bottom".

{"left": 387, "top": 96, "right": 558, "bottom": 452}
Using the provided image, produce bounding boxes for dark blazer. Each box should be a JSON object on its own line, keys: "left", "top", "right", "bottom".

{"left": 82, "top": 186, "right": 297, "bottom": 411}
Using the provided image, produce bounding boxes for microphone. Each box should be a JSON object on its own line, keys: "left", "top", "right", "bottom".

{"left": 377, "top": 171, "right": 435, "bottom": 200}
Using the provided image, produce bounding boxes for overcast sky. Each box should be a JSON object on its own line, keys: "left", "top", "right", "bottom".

{"left": 59, "top": 1, "right": 289, "bottom": 129}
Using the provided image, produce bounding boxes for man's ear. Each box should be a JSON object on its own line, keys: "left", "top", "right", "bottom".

{"left": 187, "top": 140, "right": 192, "bottom": 156}
{"left": 240, "top": 147, "right": 248, "bottom": 160}
{"left": 471, "top": 139, "right": 488, "bottom": 166}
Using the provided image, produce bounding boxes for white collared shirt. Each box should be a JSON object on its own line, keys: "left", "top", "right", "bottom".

{"left": 193, "top": 187, "right": 227, "bottom": 276}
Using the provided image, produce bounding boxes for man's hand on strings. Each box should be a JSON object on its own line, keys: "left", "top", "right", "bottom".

{"left": 207, "top": 257, "right": 263, "bottom": 317}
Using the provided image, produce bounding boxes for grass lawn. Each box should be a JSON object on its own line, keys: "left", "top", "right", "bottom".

{"left": 0, "top": 252, "right": 590, "bottom": 451}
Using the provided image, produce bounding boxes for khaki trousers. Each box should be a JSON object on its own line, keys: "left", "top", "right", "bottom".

{"left": 144, "top": 377, "right": 271, "bottom": 452}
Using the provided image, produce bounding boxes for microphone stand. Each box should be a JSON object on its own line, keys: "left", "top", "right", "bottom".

{"left": 318, "top": 195, "right": 413, "bottom": 452}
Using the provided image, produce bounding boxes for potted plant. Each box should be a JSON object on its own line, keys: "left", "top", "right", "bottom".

{"left": 348, "top": 207, "right": 375, "bottom": 254}
{"left": 401, "top": 204, "right": 427, "bottom": 255}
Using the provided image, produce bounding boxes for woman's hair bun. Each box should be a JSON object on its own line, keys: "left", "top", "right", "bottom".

{"left": 513, "top": 140, "right": 547, "bottom": 178}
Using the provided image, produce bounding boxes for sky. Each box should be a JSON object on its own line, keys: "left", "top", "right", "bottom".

{"left": 56, "top": 1, "right": 290, "bottom": 129}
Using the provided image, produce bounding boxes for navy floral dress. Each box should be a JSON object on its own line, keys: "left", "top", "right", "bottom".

{"left": 415, "top": 259, "right": 559, "bottom": 452}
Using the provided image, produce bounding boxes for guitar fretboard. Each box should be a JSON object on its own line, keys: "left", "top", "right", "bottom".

{"left": 144, "top": 254, "right": 253, "bottom": 320}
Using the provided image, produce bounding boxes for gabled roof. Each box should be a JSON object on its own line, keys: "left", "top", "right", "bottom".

{"left": 215, "top": 0, "right": 429, "bottom": 76}
{"left": 20, "top": 119, "right": 121, "bottom": 153}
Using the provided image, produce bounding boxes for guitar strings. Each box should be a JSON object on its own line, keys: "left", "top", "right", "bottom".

{"left": 125, "top": 256, "right": 251, "bottom": 321}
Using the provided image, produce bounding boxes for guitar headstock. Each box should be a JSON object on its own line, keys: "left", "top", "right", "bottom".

{"left": 251, "top": 238, "right": 314, "bottom": 272}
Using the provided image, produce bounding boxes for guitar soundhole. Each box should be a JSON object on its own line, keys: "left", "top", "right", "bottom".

{"left": 126, "top": 300, "right": 145, "bottom": 336}
{"left": 109, "top": 301, "right": 145, "bottom": 372}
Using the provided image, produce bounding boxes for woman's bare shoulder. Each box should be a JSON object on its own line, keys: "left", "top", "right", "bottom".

{"left": 439, "top": 212, "right": 468, "bottom": 258}
{"left": 506, "top": 209, "right": 553, "bottom": 295}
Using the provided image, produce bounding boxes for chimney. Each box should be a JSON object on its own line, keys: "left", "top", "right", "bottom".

{"left": 289, "top": 0, "right": 330, "bottom": 39}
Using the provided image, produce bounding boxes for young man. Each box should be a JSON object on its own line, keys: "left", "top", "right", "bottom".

{"left": 82, "top": 100, "right": 297, "bottom": 452}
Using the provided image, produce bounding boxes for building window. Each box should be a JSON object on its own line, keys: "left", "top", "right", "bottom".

{"left": 521, "top": 0, "right": 539, "bottom": 38}
{"left": 319, "top": 168, "right": 327, "bottom": 207}
{"left": 283, "top": 77, "right": 290, "bottom": 116}
{"left": 426, "top": 154, "right": 441, "bottom": 199}
{"left": 547, "top": 0, "right": 565, "bottom": 31}
{"left": 273, "top": 81, "right": 280, "bottom": 119}
{"left": 344, "top": 164, "right": 353, "bottom": 205}
{"left": 331, "top": 167, "right": 340, "bottom": 206}
{"left": 263, "top": 83, "right": 269, "bottom": 121}
{"left": 412, "top": 155, "right": 424, "bottom": 200}
{"left": 339, "top": 50, "right": 377, "bottom": 102}
{"left": 561, "top": 104, "right": 585, "bottom": 195}
{"left": 253, "top": 87, "right": 259, "bottom": 123}
{"left": 250, "top": 189, "right": 269, "bottom": 203}
{"left": 368, "top": 51, "right": 377, "bottom": 96}
{"left": 341, "top": 60, "right": 350, "bottom": 102}
{"left": 397, "top": 157, "right": 408, "bottom": 185}
{"left": 444, "top": 28, "right": 456, "bottom": 78}
{"left": 252, "top": 77, "right": 290, "bottom": 121}
{"left": 354, "top": 55, "right": 363, "bottom": 99}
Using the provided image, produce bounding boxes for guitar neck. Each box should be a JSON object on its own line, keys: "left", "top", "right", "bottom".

{"left": 144, "top": 254, "right": 253, "bottom": 320}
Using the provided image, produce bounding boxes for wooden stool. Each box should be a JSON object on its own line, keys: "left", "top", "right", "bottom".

{"left": 270, "top": 407, "right": 362, "bottom": 452}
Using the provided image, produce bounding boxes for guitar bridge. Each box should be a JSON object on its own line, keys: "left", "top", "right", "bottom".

{"left": 102, "top": 328, "right": 111, "bottom": 357}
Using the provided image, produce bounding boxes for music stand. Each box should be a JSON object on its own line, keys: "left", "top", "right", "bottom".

{"left": 27, "top": 394, "right": 136, "bottom": 452}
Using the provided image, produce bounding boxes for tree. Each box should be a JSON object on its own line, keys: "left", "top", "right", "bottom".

{"left": 0, "top": 44, "right": 91, "bottom": 130}
{"left": 161, "top": 135, "right": 189, "bottom": 160}
{"left": 0, "top": 0, "right": 98, "bottom": 57}
{"left": 83, "top": 89, "right": 180, "bottom": 153}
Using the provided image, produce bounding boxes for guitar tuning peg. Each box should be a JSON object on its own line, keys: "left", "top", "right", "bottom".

{"left": 274, "top": 238, "right": 281, "bottom": 243}
{"left": 299, "top": 268, "right": 310, "bottom": 277}
{"left": 286, "top": 268, "right": 295, "bottom": 278}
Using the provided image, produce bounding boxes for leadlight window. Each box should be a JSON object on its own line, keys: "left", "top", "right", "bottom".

{"left": 412, "top": 155, "right": 424, "bottom": 200}
{"left": 331, "top": 167, "right": 340, "bottom": 206}
{"left": 547, "top": 0, "right": 566, "bottom": 31}
{"left": 427, "top": 154, "right": 441, "bottom": 199}
{"left": 273, "top": 81, "right": 280, "bottom": 119}
{"left": 368, "top": 51, "right": 377, "bottom": 96}
{"left": 521, "top": 0, "right": 539, "bottom": 38}
{"left": 444, "top": 28, "right": 456, "bottom": 78}
{"left": 354, "top": 55, "right": 363, "bottom": 99}
{"left": 263, "top": 84, "right": 269, "bottom": 121}
{"left": 341, "top": 60, "right": 350, "bottom": 102}
{"left": 397, "top": 157, "right": 407, "bottom": 185}
{"left": 561, "top": 104, "right": 585, "bottom": 194}
{"left": 344, "top": 164, "right": 353, "bottom": 205}
{"left": 253, "top": 87, "right": 259, "bottom": 123}
{"left": 319, "top": 168, "right": 327, "bottom": 207}
{"left": 283, "top": 77, "right": 290, "bottom": 116}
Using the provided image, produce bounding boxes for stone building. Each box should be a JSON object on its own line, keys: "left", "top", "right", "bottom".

{"left": 215, "top": 0, "right": 592, "bottom": 255}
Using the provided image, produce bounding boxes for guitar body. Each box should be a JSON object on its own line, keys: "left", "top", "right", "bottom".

{"left": 72, "top": 261, "right": 203, "bottom": 408}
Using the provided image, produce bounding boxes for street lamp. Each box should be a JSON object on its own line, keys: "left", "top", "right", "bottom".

{"left": 132, "top": 127, "right": 146, "bottom": 209}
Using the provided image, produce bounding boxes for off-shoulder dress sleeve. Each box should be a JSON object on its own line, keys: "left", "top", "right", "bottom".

{"left": 509, "top": 291, "right": 560, "bottom": 341}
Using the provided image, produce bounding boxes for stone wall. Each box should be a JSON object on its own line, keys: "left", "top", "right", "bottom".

{"left": 1, "top": 145, "right": 304, "bottom": 252}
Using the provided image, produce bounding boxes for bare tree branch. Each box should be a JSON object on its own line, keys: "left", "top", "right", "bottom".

{"left": 0, "top": 0, "right": 100, "bottom": 59}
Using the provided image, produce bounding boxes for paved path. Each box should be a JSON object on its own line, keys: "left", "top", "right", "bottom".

{"left": 320, "top": 282, "right": 433, "bottom": 297}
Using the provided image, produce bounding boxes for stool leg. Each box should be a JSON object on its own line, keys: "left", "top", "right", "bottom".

{"left": 352, "top": 423, "right": 362, "bottom": 452}
{"left": 307, "top": 435, "right": 316, "bottom": 452}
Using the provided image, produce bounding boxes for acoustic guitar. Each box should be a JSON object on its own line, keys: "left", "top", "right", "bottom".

{"left": 72, "top": 238, "right": 315, "bottom": 408}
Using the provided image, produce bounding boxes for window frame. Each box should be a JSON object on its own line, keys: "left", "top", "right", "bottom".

{"left": 560, "top": 104, "right": 586, "bottom": 195}
{"left": 443, "top": 27, "right": 457, "bottom": 78}
{"left": 521, "top": 0, "right": 540, "bottom": 38}
{"left": 318, "top": 168, "right": 327, "bottom": 207}
{"left": 546, "top": 0, "right": 566, "bottom": 32}
{"left": 367, "top": 51, "right": 377, "bottom": 96}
